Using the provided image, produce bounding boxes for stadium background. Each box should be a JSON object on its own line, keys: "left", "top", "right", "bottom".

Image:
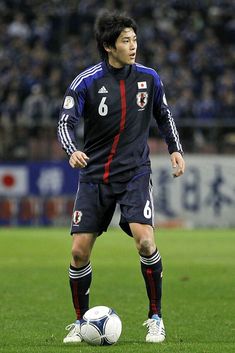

{"left": 0, "top": 0, "right": 234, "bottom": 227}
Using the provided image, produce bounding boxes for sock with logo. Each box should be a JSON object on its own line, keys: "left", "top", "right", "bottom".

{"left": 69, "top": 263, "right": 92, "bottom": 320}
{"left": 140, "top": 249, "right": 163, "bottom": 318}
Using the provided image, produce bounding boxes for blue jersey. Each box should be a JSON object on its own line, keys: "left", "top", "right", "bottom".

{"left": 58, "top": 61, "right": 183, "bottom": 183}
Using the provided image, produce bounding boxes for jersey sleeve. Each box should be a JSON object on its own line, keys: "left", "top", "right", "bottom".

{"left": 153, "top": 77, "right": 183, "bottom": 155}
{"left": 57, "top": 87, "right": 85, "bottom": 156}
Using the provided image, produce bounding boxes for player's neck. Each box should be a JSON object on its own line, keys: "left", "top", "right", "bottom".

{"left": 106, "top": 60, "right": 131, "bottom": 79}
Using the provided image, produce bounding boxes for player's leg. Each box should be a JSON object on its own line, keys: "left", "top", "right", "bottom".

{"left": 130, "top": 224, "right": 165, "bottom": 343}
{"left": 64, "top": 233, "right": 96, "bottom": 344}
{"left": 70, "top": 233, "right": 97, "bottom": 321}
{"left": 118, "top": 174, "right": 165, "bottom": 342}
{"left": 130, "top": 223, "right": 163, "bottom": 321}
{"left": 64, "top": 182, "right": 116, "bottom": 343}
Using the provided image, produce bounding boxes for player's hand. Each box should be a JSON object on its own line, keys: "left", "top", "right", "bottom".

{"left": 171, "top": 152, "right": 185, "bottom": 178}
{"left": 69, "top": 151, "right": 89, "bottom": 168}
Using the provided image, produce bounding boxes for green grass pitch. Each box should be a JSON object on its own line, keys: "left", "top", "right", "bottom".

{"left": 0, "top": 227, "right": 234, "bottom": 353}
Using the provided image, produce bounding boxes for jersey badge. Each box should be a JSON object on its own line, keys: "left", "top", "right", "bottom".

{"left": 136, "top": 92, "right": 148, "bottom": 109}
{"left": 137, "top": 81, "right": 147, "bottom": 89}
{"left": 73, "top": 210, "right": 82, "bottom": 225}
{"left": 63, "top": 96, "right": 75, "bottom": 109}
{"left": 98, "top": 86, "right": 108, "bottom": 93}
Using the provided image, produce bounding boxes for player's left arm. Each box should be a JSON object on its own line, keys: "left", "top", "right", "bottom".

{"left": 153, "top": 77, "right": 185, "bottom": 177}
{"left": 170, "top": 151, "right": 185, "bottom": 178}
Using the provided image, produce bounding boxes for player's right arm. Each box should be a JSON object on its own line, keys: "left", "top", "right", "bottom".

{"left": 58, "top": 88, "right": 89, "bottom": 168}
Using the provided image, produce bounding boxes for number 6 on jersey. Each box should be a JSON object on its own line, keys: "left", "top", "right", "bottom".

{"left": 98, "top": 97, "right": 108, "bottom": 116}
{"left": 144, "top": 200, "right": 152, "bottom": 219}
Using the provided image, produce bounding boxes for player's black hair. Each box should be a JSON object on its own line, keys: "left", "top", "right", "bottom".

{"left": 94, "top": 10, "right": 137, "bottom": 60}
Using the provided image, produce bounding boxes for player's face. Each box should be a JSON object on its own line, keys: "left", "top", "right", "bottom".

{"left": 106, "top": 28, "right": 137, "bottom": 68}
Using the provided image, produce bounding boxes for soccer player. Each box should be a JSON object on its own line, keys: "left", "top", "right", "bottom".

{"left": 58, "top": 10, "right": 185, "bottom": 344}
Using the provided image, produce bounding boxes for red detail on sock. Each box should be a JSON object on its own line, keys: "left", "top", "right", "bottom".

{"left": 146, "top": 268, "right": 158, "bottom": 315}
{"left": 71, "top": 279, "right": 82, "bottom": 320}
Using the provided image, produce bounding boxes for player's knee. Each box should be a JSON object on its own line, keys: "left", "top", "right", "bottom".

{"left": 138, "top": 237, "right": 155, "bottom": 256}
{"left": 71, "top": 247, "right": 90, "bottom": 264}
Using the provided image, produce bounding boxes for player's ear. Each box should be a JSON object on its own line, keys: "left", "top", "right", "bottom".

{"left": 103, "top": 43, "right": 115, "bottom": 53}
{"left": 103, "top": 42, "right": 111, "bottom": 53}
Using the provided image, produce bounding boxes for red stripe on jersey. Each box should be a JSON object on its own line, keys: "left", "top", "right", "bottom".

{"left": 103, "top": 80, "right": 127, "bottom": 183}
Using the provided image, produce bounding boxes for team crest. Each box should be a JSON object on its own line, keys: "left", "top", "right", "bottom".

{"left": 136, "top": 92, "right": 148, "bottom": 109}
{"left": 73, "top": 210, "right": 82, "bottom": 224}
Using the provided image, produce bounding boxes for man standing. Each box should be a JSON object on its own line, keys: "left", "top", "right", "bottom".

{"left": 58, "top": 10, "right": 185, "bottom": 344}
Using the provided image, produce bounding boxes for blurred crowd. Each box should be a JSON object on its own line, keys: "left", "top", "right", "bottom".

{"left": 0, "top": 0, "right": 235, "bottom": 161}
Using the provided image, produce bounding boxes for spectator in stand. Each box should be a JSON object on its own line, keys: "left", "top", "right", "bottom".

{"left": 0, "top": 0, "right": 234, "bottom": 159}
{"left": 22, "top": 84, "right": 48, "bottom": 127}
{"left": 7, "top": 12, "right": 31, "bottom": 40}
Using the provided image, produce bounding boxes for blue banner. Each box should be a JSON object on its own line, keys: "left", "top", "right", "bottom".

{"left": 0, "top": 161, "right": 79, "bottom": 197}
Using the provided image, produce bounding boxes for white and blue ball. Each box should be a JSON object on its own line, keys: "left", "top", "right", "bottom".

{"left": 80, "top": 306, "right": 122, "bottom": 346}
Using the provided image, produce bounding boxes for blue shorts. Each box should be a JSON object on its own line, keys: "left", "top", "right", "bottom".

{"left": 70, "top": 173, "right": 154, "bottom": 237}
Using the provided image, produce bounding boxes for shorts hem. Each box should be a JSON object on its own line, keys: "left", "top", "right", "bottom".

{"left": 124, "top": 219, "right": 154, "bottom": 227}
{"left": 70, "top": 229, "right": 107, "bottom": 236}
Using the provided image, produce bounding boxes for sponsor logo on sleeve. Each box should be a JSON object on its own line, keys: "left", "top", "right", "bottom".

{"left": 63, "top": 96, "right": 75, "bottom": 109}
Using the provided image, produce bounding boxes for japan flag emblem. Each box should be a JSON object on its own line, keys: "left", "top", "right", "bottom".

{"left": 136, "top": 92, "right": 148, "bottom": 109}
{"left": 137, "top": 81, "right": 147, "bottom": 89}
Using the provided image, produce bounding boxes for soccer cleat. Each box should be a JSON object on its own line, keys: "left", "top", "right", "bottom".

{"left": 143, "top": 314, "right": 166, "bottom": 343}
{"left": 63, "top": 320, "right": 83, "bottom": 343}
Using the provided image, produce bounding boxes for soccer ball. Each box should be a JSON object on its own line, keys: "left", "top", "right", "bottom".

{"left": 80, "top": 306, "right": 122, "bottom": 346}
